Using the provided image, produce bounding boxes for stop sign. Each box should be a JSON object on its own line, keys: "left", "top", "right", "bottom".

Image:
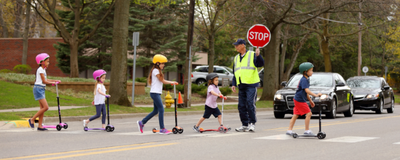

{"left": 247, "top": 24, "right": 271, "bottom": 48}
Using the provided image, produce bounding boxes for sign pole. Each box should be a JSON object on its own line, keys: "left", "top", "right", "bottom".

{"left": 132, "top": 32, "right": 139, "bottom": 106}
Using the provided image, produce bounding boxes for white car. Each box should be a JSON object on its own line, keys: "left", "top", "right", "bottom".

{"left": 192, "top": 65, "right": 234, "bottom": 86}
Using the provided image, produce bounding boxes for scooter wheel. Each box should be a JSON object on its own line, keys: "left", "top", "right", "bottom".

{"left": 292, "top": 133, "right": 298, "bottom": 138}
{"left": 317, "top": 133, "right": 325, "bottom": 139}
{"left": 84, "top": 127, "right": 88, "bottom": 131}
{"left": 152, "top": 128, "right": 157, "bottom": 133}
{"left": 111, "top": 127, "right": 115, "bottom": 132}
{"left": 63, "top": 123, "right": 68, "bottom": 129}
{"left": 172, "top": 127, "right": 178, "bottom": 134}
{"left": 178, "top": 128, "right": 184, "bottom": 134}
{"left": 56, "top": 125, "right": 62, "bottom": 131}
{"left": 106, "top": 126, "right": 112, "bottom": 132}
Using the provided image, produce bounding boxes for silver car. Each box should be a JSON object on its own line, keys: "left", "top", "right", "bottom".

{"left": 192, "top": 65, "right": 234, "bottom": 86}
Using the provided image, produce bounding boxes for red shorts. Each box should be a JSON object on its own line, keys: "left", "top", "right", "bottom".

{"left": 293, "top": 99, "right": 311, "bottom": 116}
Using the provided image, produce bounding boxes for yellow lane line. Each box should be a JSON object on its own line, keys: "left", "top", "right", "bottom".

{"left": 265, "top": 114, "right": 400, "bottom": 131}
{"left": 0, "top": 142, "right": 155, "bottom": 160}
{"left": 36, "top": 143, "right": 177, "bottom": 160}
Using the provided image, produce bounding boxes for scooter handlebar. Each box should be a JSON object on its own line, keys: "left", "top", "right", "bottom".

{"left": 219, "top": 95, "right": 227, "bottom": 100}
{"left": 52, "top": 81, "right": 60, "bottom": 86}
{"left": 170, "top": 82, "right": 179, "bottom": 86}
{"left": 105, "top": 95, "right": 110, "bottom": 98}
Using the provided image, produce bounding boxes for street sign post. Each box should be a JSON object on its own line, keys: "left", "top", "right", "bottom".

{"left": 362, "top": 66, "right": 368, "bottom": 76}
{"left": 247, "top": 24, "right": 271, "bottom": 48}
{"left": 132, "top": 32, "right": 139, "bottom": 106}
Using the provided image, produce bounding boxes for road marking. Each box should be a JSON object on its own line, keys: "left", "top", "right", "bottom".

{"left": 0, "top": 142, "right": 156, "bottom": 160}
{"left": 254, "top": 134, "right": 292, "bottom": 140}
{"left": 265, "top": 115, "right": 400, "bottom": 132}
{"left": 48, "top": 131, "right": 85, "bottom": 134}
{"left": 321, "top": 136, "right": 379, "bottom": 143}
{"left": 393, "top": 142, "right": 400, "bottom": 145}
{"left": 0, "top": 129, "right": 35, "bottom": 133}
{"left": 208, "top": 132, "right": 247, "bottom": 137}
{"left": 114, "top": 131, "right": 155, "bottom": 136}
{"left": 35, "top": 143, "right": 177, "bottom": 160}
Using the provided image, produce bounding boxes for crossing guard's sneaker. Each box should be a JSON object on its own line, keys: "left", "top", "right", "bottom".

{"left": 235, "top": 126, "right": 249, "bottom": 132}
{"left": 193, "top": 125, "right": 200, "bottom": 132}
{"left": 248, "top": 123, "right": 255, "bottom": 132}
{"left": 137, "top": 121, "right": 144, "bottom": 133}
{"left": 159, "top": 128, "right": 171, "bottom": 135}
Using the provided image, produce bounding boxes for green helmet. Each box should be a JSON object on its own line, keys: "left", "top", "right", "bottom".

{"left": 299, "top": 62, "right": 314, "bottom": 73}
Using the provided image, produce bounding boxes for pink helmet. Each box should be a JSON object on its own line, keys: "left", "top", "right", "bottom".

{"left": 35, "top": 53, "right": 50, "bottom": 65}
{"left": 93, "top": 69, "right": 106, "bottom": 80}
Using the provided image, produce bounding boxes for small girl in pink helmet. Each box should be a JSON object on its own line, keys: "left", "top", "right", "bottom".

{"left": 28, "top": 53, "right": 61, "bottom": 131}
{"left": 82, "top": 69, "right": 110, "bottom": 129}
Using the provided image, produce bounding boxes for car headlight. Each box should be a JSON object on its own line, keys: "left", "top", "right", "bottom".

{"left": 320, "top": 94, "right": 328, "bottom": 100}
{"left": 274, "top": 94, "right": 282, "bottom": 100}
{"left": 366, "top": 94, "right": 379, "bottom": 99}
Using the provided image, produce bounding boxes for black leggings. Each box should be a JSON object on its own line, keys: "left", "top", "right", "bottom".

{"left": 89, "top": 104, "right": 106, "bottom": 124}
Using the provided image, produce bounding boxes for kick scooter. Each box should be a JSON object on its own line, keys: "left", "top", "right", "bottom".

{"left": 199, "top": 96, "right": 231, "bottom": 133}
{"left": 292, "top": 95, "right": 326, "bottom": 139}
{"left": 42, "top": 82, "right": 68, "bottom": 131}
{"left": 84, "top": 96, "right": 115, "bottom": 132}
{"left": 152, "top": 83, "right": 183, "bottom": 134}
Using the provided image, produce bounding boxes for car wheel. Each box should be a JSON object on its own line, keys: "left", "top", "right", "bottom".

{"left": 274, "top": 112, "right": 285, "bottom": 118}
{"left": 387, "top": 97, "right": 394, "bottom": 113}
{"left": 375, "top": 98, "right": 384, "bottom": 114}
{"left": 343, "top": 97, "right": 354, "bottom": 117}
{"left": 196, "top": 79, "right": 206, "bottom": 86}
{"left": 326, "top": 98, "right": 337, "bottom": 119}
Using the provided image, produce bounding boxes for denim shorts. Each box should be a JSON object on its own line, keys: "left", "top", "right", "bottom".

{"left": 33, "top": 85, "right": 46, "bottom": 100}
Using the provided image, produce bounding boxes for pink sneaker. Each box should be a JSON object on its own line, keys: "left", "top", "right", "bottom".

{"left": 137, "top": 121, "right": 144, "bottom": 133}
{"left": 159, "top": 128, "right": 171, "bottom": 135}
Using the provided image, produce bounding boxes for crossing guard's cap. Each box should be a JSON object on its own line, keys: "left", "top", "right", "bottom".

{"left": 233, "top": 39, "right": 246, "bottom": 45}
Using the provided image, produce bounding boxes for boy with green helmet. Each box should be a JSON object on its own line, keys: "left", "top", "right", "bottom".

{"left": 286, "top": 62, "right": 321, "bottom": 136}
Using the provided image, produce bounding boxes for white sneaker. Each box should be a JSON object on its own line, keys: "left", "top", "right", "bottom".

{"left": 83, "top": 120, "right": 87, "bottom": 127}
{"left": 286, "top": 130, "right": 293, "bottom": 135}
{"left": 235, "top": 126, "right": 249, "bottom": 132}
{"left": 304, "top": 130, "right": 314, "bottom": 135}
{"left": 248, "top": 123, "right": 255, "bottom": 132}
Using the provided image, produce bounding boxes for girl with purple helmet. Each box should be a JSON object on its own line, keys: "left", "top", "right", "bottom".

{"left": 28, "top": 53, "right": 61, "bottom": 131}
{"left": 82, "top": 69, "right": 110, "bottom": 129}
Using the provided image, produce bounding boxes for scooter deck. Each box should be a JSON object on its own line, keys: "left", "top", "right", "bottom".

{"left": 152, "top": 128, "right": 172, "bottom": 133}
{"left": 199, "top": 127, "right": 231, "bottom": 133}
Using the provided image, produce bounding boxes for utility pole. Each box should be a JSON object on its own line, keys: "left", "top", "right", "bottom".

{"left": 357, "top": 0, "right": 362, "bottom": 76}
{"left": 183, "top": 0, "right": 195, "bottom": 108}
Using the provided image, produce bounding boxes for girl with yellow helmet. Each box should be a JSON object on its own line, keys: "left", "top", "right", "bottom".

{"left": 137, "top": 54, "right": 178, "bottom": 135}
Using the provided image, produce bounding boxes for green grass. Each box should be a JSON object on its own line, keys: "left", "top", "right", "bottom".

{"left": 0, "top": 73, "right": 134, "bottom": 83}
{"left": 0, "top": 80, "right": 90, "bottom": 109}
{"left": 394, "top": 93, "right": 400, "bottom": 104}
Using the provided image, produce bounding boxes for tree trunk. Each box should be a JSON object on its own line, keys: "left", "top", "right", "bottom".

{"left": 208, "top": 34, "right": 215, "bottom": 74}
{"left": 14, "top": 0, "right": 24, "bottom": 37}
{"left": 283, "top": 33, "right": 310, "bottom": 81}
{"left": 110, "top": 0, "right": 132, "bottom": 107}
{"left": 0, "top": 3, "right": 8, "bottom": 37}
{"left": 260, "top": 24, "right": 282, "bottom": 101}
{"left": 321, "top": 34, "right": 331, "bottom": 72}
{"left": 279, "top": 25, "right": 289, "bottom": 85}
{"left": 22, "top": 2, "right": 31, "bottom": 65}
{"left": 184, "top": 0, "right": 195, "bottom": 108}
{"left": 69, "top": 41, "right": 80, "bottom": 77}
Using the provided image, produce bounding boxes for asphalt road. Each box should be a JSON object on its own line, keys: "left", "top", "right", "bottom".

{"left": 1, "top": 106, "right": 400, "bottom": 160}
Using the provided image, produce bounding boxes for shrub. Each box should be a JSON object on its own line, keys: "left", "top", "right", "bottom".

{"left": 219, "top": 86, "right": 233, "bottom": 96}
{"left": 163, "top": 84, "right": 173, "bottom": 91}
{"left": 135, "top": 77, "right": 147, "bottom": 85}
{"left": 13, "top": 64, "right": 32, "bottom": 74}
{"left": 192, "top": 84, "right": 207, "bottom": 93}
{"left": 0, "top": 69, "right": 12, "bottom": 73}
{"left": 197, "top": 87, "right": 208, "bottom": 98}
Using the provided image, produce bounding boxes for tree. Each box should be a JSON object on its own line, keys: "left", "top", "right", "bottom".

{"left": 110, "top": 0, "right": 131, "bottom": 106}
{"left": 22, "top": 1, "right": 31, "bottom": 64}
{"left": 29, "top": 0, "right": 115, "bottom": 77}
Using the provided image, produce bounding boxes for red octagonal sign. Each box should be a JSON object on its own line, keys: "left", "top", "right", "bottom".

{"left": 247, "top": 24, "right": 271, "bottom": 48}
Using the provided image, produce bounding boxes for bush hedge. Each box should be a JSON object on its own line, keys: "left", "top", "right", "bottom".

{"left": 13, "top": 64, "right": 32, "bottom": 74}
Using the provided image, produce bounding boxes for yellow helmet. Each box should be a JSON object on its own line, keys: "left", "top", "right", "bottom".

{"left": 153, "top": 54, "right": 168, "bottom": 64}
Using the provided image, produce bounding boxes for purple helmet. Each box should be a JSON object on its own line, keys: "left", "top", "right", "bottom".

{"left": 35, "top": 53, "right": 50, "bottom": 65}
{"left": 93, "top": 69, "right": 106, "bottom": 80}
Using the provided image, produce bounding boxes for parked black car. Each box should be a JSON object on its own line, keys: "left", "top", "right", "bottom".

{"left": 273, "top": 72, "right": 354, "bottom": 119}
{"left": 346, "top": 76, "right": 394, "bottom": 114}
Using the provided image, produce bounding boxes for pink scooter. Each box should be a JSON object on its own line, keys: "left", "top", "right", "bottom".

{"left": 42, "top": 82, "right": 68, "bottom": 131}
{"left": 84, "top": 96, "right": 115, "bottom": 132}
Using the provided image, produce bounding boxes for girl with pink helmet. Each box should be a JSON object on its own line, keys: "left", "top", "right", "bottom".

{"left": 82, "top": 69, "right": 110, "bottom": 129}
{"left": 28, "top": 53, "right": 61, "bottom": 131}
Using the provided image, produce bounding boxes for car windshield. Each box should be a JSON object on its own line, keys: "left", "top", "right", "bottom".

{"left": 347, "top": 79, "right": 380, "bottom": 88}
{"left": 223, "top": 66, "right": 233, "bottom": 74}
{"left": 287, "top": 74, "right": 333, "bottom": 87}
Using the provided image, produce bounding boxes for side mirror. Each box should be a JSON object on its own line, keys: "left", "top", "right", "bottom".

{"left": 336, "top": 82, "right": 345, "bottom": 87}
{"left": 281, "top": 81, "right": 287, "bottom": 87}
{"left": 383, "top": 86, "right": 390, "bottom": 90}
{"left": 226, "top": 72, "right": 229, "bottom": 75}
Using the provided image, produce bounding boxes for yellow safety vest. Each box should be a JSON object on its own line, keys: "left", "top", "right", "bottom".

{"left": 234, "top": 51, "right": 260, "bottom": 85}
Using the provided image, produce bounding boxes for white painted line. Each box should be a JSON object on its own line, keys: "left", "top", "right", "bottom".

{"left": 208, "top": 132, "right": 247, "bottom": 137}
{"left": 322, "top": 136, "right": 379, "bottom": 143}
{"left": 49, "top": 131, "right": 84, "bottom": 134}
{"left": 0, "top": 129, "right": 35, "bottom": 132}
{"left": 185, "top": 133, "right": 212, "bottom": 137}
{"left": 254, "top": 134, "right": 293, "bottom": 140}
{"left": 393, "top": 142, "right": 400, "bottom": 145}
{"left": 114, "top": 131, "right": 154, "bottom": 136}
